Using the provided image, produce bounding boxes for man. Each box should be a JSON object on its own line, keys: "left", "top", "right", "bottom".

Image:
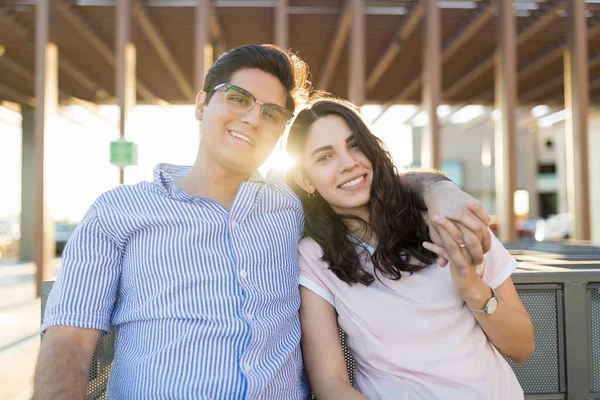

{"left": 34, "top": 44, "right": 492, "bottom": 399}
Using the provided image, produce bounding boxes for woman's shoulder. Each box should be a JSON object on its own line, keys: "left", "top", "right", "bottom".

{"left": 298, "top": 236, "right": 323, "bottom": 256}
{"left": 299, "top": 236, "right": 332, "bottom": 269}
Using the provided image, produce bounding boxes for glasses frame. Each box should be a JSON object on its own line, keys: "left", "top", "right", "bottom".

{"left": 211, "top": 83, "right": 294, "bottom": 129}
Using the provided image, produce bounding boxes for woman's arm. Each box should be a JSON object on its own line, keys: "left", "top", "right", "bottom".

{"left": 424, "top": 218, "right": 535, "bottom": 364}
{"left": 462, "top": 276, "right": 535, "bottom": 363}
{"left": 299, "top": 286, "right": 368, "bottom": 400}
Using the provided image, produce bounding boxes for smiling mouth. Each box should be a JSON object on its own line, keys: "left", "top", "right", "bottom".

{"left": 339, "top": 175, "right": 366, "bottom": 188}
{"left": 229, "top": 130, "right": 255, "bottom": 146}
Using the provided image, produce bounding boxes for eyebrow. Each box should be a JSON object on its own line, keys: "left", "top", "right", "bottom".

{"left": 231, "top": 84, "right": 286, "bottom": 108}
{"left": 310, "top": 135, "right": 355, "bottom": 157}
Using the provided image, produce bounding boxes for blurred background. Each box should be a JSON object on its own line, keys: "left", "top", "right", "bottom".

{"left": 1, "top": 0, "right": 599, "bottom": 398}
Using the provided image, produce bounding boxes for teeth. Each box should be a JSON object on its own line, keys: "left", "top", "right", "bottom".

{"left": 229, "top": 130, "right": 254, "bottom": 145}
{"left": 340, "top": 176, "right": 364, "bottom": 188}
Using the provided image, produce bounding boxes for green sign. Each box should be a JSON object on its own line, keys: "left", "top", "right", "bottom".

{"left": 110, "top": 139, "right": 137, "bottom": 168}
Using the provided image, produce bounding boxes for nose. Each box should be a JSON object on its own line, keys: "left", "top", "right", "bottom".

{"left": 240, "top": 102, "right": 262, "bottom": 127}
{"left": 339, "top": 151, "right": 359, "bottom": 172}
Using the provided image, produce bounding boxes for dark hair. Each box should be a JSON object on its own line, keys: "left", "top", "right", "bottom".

{"left": 202, "top": 44, "right": 309, "bottom": 113}
{"left": 286, "top": 98, "right": 437, "bottom": 286}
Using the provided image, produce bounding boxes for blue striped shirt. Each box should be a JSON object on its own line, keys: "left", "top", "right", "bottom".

{"left": 42, "top": 163, "right": 309, "bottom": 399}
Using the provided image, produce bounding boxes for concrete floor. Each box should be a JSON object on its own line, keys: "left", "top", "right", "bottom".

{"left": 0, "top": 259, "right": 60, "bottom": 400}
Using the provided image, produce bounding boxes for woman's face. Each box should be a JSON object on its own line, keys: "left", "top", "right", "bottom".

{"left": 294, "top": 114, "right": 373, "bottom": 220}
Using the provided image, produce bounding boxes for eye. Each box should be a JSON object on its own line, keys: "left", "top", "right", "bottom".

{"left": 316, "top": 154, "right": 332, "bottom": 162}
{"left": 230, "top": 95, "right": 250, "bottom": 105}
{"left": 263, "top": 110, "right": 277, "bottom": 122}
{"left": 349, "top": 141, "right": 360, "bottom": 150}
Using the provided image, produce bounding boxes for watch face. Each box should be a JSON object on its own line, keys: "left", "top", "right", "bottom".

{"left": 486, "top": 297, "right": 499, "bottom": 314}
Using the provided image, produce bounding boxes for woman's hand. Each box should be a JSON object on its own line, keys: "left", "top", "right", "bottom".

{"left": 425, "top": 181, "right": 492, "bottom": 267}
{"left": 423, "top": 215, "right": 490, "bottom": 305}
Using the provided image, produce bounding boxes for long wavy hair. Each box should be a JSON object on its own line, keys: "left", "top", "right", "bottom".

{"left": 286, "top": 98, "right": 437, "bottom": 285}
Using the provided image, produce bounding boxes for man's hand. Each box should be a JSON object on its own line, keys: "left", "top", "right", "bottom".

{"left": 424, "top": 181, "right": 492, "bottom": 268}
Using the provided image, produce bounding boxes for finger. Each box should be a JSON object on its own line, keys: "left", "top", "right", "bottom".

{"left": 445, "top": 208, "right": 487, "bottom": 242}
{"left": 432, "top": 215, "right": 466, "bottom": 248}
{"left": 450, "top": 221, "right": 484, "bottom": 265}
{"left": 423, "top": 241, "right": 450, "bottom": 264}
{"left": 466, "top": 201, "right": 491, "bottom": 226}
{"left": 427, "top": 223, "right": 448, "bottom": 266}
{"left": 481, "top": 227, "right": 492, "bottom": 253}
{"left": 431, "top": 220, "right": 471, "bottom": 274}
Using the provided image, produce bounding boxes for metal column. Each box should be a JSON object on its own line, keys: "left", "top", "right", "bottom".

{"left": 494, "top": 0, "right": 518, "bottom": 241}
{"left": 34, "top": 0, "right": 58, "bottom": 297}
{"left": 564, "top": 0, "right": 591, "bottom": 240}
{"left": 421, "top": 0, "right": 441, "bottom": 170}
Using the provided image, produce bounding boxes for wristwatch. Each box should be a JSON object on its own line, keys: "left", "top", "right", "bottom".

{"left": 468, "top": 286, "right": 499, "bottom": 316}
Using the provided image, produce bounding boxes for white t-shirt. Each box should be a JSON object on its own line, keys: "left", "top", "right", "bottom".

{"left": 298, "top": 232, "right": 524, "bottom": 400}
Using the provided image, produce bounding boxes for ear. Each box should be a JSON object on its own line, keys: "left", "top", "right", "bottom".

{"left": 195, "top": 91, "right": 207, "bottom": 121}
{"left": 293, "top": 169, "right": 315, "bottom": 195}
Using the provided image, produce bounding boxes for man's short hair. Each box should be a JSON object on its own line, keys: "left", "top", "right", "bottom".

{"left": 202, "top": 44, "right": 310, "bottom": 113}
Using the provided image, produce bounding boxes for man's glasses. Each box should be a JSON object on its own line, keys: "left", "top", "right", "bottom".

{"left": 211, "top": 83, "right": 294, "bottom": 129}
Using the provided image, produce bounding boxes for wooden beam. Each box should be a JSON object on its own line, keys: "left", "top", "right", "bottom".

{"left": 34, "top": 0, "right": 58, "bottom": 297}
{"left": 421, "top": 0, "right": 441, "bottom": 170}
{"left": 366, "top": 2, "right": 424, "bottom": 90}
{"left": 58, "top": 56, "right": 111, "bottom": 100}
{"left": 55, "top": 0, "right": 159, "bottom": 102}
{"left": 442, "top": 0, "right": 496, "bottom": 63}
{"left": 388, "top": 1, "right": 496, "bottom": 103}
{"left": 274, "top": 0, "right": 288, "bottom": 48}
{"left": 208, "top": 2, "right": 226, "bottom": 55}
{"left": 444, "top": 2, "right": 564, "bottom": 100}
{"left": 116, "top": 0, "right": 136, "bottom": 184}
{"left": 495, "top": 0, "right": 518, "bottom": 242}
{"left": 520, "top": 21, "right": 600, "bottom": 81}
{"left": 317, "top": 0, "right": 351, "bottom": 90}
{"left": 0, "top": 54, "right": 34, "bottom": 83}
{"left": 0, "top": 82, "right": 35, "bottom": 106}
{"left": 564, "top": 0, "right": 591, "bottom": 241}
{"left": 520, "top": 51, "right": 600, "bottom": 103}
{"left": 348, "top": 0, "right": 365, "bottom": 106}
{"left": 0, "top": 6, "right": 116, "bottom": 102}
{"left": 195, "top": 0, "right": 212, "bottom": 91}
{"left": 133, "top": 1, "right": 195, "bottom": 99}
{"left": 520, "top": 75, "right": 563, "bottom": 103}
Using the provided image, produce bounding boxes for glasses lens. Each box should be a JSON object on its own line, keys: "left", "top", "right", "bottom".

{"left": 262, "top": 105, "right": 292, "bottom": 128}
{"left": 225, "top": 86, "right": 254, "bottom": 113}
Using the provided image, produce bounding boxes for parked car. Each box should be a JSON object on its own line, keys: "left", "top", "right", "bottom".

{"left": 516, "top": 217, "right": 545, "bottom": 239}
{"left": 535, "top": 213, "right": 572, "bottom": 242}
{"left": 55, "top": 222, "right": 78, "bottom": 255}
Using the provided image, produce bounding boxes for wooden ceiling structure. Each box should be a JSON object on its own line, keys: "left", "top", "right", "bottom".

{"left": 1, "top": 0, "right": 600, "bottom": 106}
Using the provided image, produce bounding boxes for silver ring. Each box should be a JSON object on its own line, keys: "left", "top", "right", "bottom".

{"left": 458, "top": 243, "right": 466, "bottom": 248}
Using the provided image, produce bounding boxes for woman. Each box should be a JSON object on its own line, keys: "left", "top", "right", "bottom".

{"left": 286, "top": 98, "right": 535, "bottom": 399}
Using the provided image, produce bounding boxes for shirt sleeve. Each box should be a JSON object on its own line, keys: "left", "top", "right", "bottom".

{"left": 42, "top": 204, "right": 123, "bottom": 333}
{"left": 479, "top": 230, "right": 518, "bottom": 289}
{"left": 298, "top": 238, "right": 335, "bottom": 307}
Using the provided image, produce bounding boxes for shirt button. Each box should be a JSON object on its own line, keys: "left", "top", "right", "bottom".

{"left": 239, "top": 269, "right": 247, "bottom": 279}
{"left": 243, "top": 362, "right": 253, "bottom": 373}
{"left": 246, "top": 311, "right": 254, "bottom": 321}
{"left": 231, "top": 220, "right": 238, "bottom": 229}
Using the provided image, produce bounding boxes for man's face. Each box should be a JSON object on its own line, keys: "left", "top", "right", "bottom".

{"left": 195, "top": 68, "right": 289, "bottom": 175}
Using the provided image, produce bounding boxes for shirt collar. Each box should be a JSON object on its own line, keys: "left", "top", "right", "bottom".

{"left": 153, "top": 163, "right": 266, "bottom": 200}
